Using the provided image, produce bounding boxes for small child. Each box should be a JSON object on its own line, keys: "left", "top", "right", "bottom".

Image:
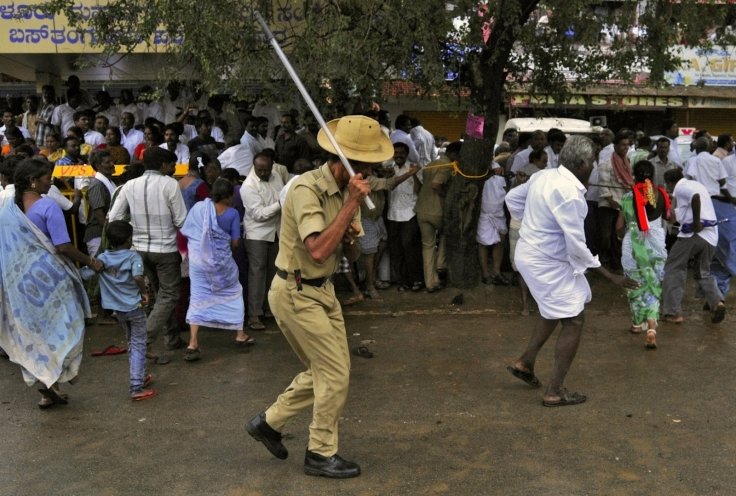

{"left": 81, "top": 220, "right": 156, "bottom": 401}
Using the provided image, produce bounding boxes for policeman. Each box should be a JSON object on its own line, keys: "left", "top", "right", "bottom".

{"left": 246, "top": 115, "right": 394, "bottom": 478}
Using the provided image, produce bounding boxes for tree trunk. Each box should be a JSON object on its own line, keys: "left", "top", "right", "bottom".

{"left": 443, "top": 138, "right": 493, "bottom": 288}
{"left": 442, "top": 0, "right": 538, "bottom": 288}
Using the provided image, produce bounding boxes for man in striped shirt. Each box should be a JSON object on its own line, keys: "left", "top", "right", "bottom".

{"left": 109, "top": 147, "right": 188, "bottom": 362}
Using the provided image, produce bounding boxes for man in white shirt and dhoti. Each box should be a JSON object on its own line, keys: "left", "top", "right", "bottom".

{"left": 504, "top": 135, "right": 635, "bottom": 407}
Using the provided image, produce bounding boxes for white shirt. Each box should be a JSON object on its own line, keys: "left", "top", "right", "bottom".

{"left": 161, "top": 96, "right": 187, "bottom": 124}
{"left": 258, "top": 135, "right": 275, "bottom": 151}
{"left": 672, "top": 178, "right": 718, "bottom": 246}
{"left": 218, "top": 144, "right": 255, "bottom": 177}
{"left": 598, "top": 143, "right": 614, "bottom": 167}
{"left": 410, "top": 125, "right": 438, "bottom": 166}
{"left": 212, "top": 126, "right": 225, "bottom": 144}
{"left": 544, "top": 145, "right": 559, "bottom": 169}
{"left": 84, "top": 129, "right": 105, "bottom": 147}
{"left": 505, "top": 166, "right": 600, "bottom": 276}
{"left": 141, "top": 101, "right": 165, "bottom": 123}
{"left": 685, "top": 151, "right": 727, "bottom": 196}
{"left": 666, "top": 136, "right": 682, "bottom": 166}
{"left": 510, "top": 146, "right": 533, "bottom": 173}
{"left": 280, "top": 174, "right": 300, "bottom": 207}
{"left": 44, "top": 184, "right": 73, "bottom": 211}
{"left": 722, "top": 155, "right": 736, "bottom": 197}
{"left": 120, "top": 128, "right": 145, "bottom": 158}
{"left": 240, "top": 130, "right": 264, "bottom": 151}
{"left": 387, "top": 162, "right": 419, "bottom": 222}
{"left": 0, "top": 125, "right": 30, "bottom": 145}
{"left": 242, "top": 171, "right": 283, "bottom": 242}
{"left": 159, "top": 142, "right": 190, "bottom": 164}
{"left": 108, "top": 170, "right": 187, "bottom": 253}
{"left": 51, "top": 103, "right": 77, "bottom": 135}
{"left": 585, "top": 162, "right": 599, "bottom": 202}
{"left": 479, "top": 175, "right": 506, "bottom": 218}
{"left": 390, "top": 129, "right": 421, "bottom": 165}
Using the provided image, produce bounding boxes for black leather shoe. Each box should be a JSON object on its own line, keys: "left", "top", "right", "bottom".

{"left": 245, "top": 412, "right": 288, "bottom": 460}
{"left": 304, "top": 450, "right": 361, "bottom": 478}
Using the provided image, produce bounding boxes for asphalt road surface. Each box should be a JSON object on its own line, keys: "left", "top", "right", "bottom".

{"left": 2, "top": 274, "right": 735, "bottom": 495}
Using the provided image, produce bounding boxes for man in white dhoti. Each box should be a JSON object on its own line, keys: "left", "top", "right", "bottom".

{"left": 504, "top": 135, "right": 636, "bottom": 407}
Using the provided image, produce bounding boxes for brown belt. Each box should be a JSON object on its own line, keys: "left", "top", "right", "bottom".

{"left": 276, "top": 269, "right": 328, "bottom": 287}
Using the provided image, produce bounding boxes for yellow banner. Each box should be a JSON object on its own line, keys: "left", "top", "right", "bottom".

{"left": 0, "top": 0, "right": 179, "bottom": 54}
{"left": 52, "top": 164, "right": 189, "bottom": 177}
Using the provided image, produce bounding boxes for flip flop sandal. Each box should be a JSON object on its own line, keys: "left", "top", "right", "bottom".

{"left": 38, "top": 397, "right": 55, "bottom": 409}
{"left": 248, "top": 321, "right": 266, "bottom": 331}
{"left": 542, "top": 390, "right": 587, "bottom": 407}
{"left": 507, "top": 366, "right": 541, "bottom": 388}
{"left": 131, "top": 389, "right": 157, "bottom": 401}
{"left": 183, "top": 347, "right": 202, "bottom": 362}
{"left": 342, "top": 295, "right": 364, "bottom": 306}
{"left": 645, "top": 330, "right": 657, "bottom": 349}
{"left": 38, "top": 386, "right": 68, "bottom": 405}
{"left": 711, "top": 303, "right": 726, "bottom": 324}
{"left": 235, "top": 336, "right": 256, "bottom": 346}
{"left": 91, "top": 345, "right": 127, "bottom": 357}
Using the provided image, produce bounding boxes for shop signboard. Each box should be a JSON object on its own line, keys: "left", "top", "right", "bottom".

{"left": 665, "top": 46, "right": 736, "bottom": 87}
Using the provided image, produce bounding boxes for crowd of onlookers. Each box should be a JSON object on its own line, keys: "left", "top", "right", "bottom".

{"left": 2, "top": 74, "right": 735, "bottom": 405}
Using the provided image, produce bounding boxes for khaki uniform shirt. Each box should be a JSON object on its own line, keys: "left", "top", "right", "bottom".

{"left": 275, "top": 163, "right": 362, "bottom": 279}
{"left": 414, "top": 157, "right": 451, "bottom": 217}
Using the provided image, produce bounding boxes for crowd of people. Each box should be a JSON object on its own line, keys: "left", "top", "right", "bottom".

{"left": 0, "top": 77, "right": 734, "bottom": 477}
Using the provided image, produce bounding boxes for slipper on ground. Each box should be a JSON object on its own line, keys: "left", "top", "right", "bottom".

{"left": 91, "top": 345, "right": 127, "bottom": 357}
{"left": 235, "top": 336, "right": 256, "bottom": 346}
{"left": 352, "top": 346, "right": 374, "bottom": 359}
{"left": 247, "top": 321, "right": 266, "bottom": 331}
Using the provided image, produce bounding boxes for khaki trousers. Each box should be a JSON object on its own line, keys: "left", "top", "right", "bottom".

{"left": 265, "top": 275, "right": 351, "bottom": 457}
{"left": 417, "top": 213, "right": 445, "bottom": 289}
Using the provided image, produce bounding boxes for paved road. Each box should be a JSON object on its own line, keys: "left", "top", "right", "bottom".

{"left": 2, "top": 275, "right": 735, "bottom": 495}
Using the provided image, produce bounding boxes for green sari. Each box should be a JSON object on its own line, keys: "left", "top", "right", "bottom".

{"left": 620, "top": 192, "right": 667, "bottom": 325}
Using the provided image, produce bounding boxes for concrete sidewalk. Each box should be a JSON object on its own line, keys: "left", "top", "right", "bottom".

{"left": 2, "top": 278, "right": 735, "bottom": 495}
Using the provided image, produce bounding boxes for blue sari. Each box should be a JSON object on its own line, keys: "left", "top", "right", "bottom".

{"left": 181, "top": 199, "right": 244, "bottom": 330}
{"left": 0, "top": 197, "right": 91, "bottom": 387}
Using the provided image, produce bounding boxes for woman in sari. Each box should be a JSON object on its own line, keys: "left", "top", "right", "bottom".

{"left": 0, "top": 158, "right": 101, "bottom": 408}
{"left": 616, "top": 160, "right": 671, "bottom": 349}
{"left": 180, "top": 178, "right": 252, "bottom": 362}
{"left": 96, "top": 126, "right": 131, "bottom": 165}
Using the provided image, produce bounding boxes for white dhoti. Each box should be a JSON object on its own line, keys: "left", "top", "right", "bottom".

{"left": 476, "top": 214, "right": 508, "bottom": 246}
{"left": 515, "top": 237, "right": 591, "bottom": 320}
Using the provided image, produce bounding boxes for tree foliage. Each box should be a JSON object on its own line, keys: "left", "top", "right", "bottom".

{"left": 40, "top": 0, "right": 454, "bottom": 111}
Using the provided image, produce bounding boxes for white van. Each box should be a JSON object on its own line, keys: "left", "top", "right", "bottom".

{"left": 503, "top": 117, "right": 601, "bottom": 135}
